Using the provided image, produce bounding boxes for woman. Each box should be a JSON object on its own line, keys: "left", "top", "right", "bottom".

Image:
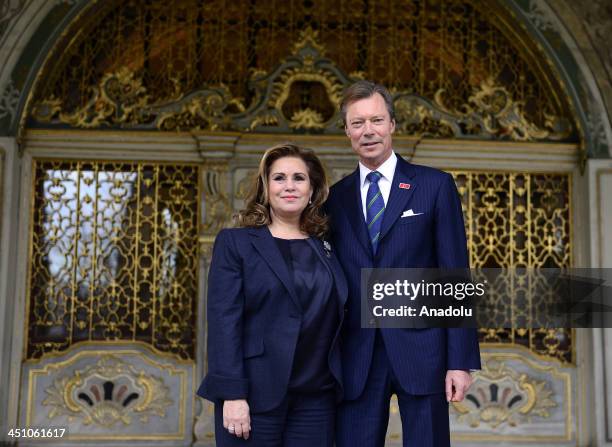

{"left": 197, "top": 143, "right": 347, "bottom": 446}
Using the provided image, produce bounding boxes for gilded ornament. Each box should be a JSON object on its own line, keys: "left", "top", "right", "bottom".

{"left": 434, "top": 78, "right": 571, "bottom": 141}
{"left": 31, "top": 97, "right": 62, "bottom": 123}
{"left": 248, "top": 112, "right": 279, "bottom": 131}
{"left": 27, "top": 160, "right": 199, "bottom": 360}
{"left": 42, "top": 355, "right": 173, "bottom": 427}
{"left": 451, "top": 359, "right": 556, "bottom": 428}
{"left": 393, "top": 97, "right": 456, "bottom": 138}
{"left": 68, "top": 68, "right": 149, "bottom": 128}
{"left": 155, "top": 87, "right": 237, "bottom": 131}
{"left": 289, "top": 108, "right": 325, "bottom": 130}
{"left": 30, "top": 25, "right": 355, "bottom": 135}
{"left": 291, "top": 27, "right": 326, "bottom": 56}
{"left": 28, "top": 0, "right": 578, "bottom": 143}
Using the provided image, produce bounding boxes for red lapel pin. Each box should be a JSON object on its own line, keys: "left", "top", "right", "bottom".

{"left": 399, "top": 183, "right": 411, "bottom": 190}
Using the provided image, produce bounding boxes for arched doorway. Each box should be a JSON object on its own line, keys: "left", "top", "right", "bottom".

{"left": 5, "top": 0, "right": 590, "bottom": 444}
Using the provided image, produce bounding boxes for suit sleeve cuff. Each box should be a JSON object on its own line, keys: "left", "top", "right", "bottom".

{"left": 197, "top": 374, "right": 249, "bottom": 401}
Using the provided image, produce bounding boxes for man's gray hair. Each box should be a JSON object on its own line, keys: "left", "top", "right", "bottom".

{"left": 340, "top": 80, "right": 395, "bottom": 125}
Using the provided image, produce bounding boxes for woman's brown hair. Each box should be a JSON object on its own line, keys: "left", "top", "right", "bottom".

{"left": 237, "top": 143, "right": 329, "bottom": 238}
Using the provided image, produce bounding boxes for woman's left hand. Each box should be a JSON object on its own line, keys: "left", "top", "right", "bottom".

{"left": 223, "top": 399, "right": 251, "bottom": 439}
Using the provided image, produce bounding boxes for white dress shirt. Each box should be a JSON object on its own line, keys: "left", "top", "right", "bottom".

{"left": 359, "top": 152, "right": 397, "bottom": 221}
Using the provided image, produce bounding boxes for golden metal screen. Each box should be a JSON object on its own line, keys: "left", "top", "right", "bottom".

{"left": 454, "top": 172, "right": 572, "bottom": 363}
{"left": 32, "top": 0, "right": 574, "bottom": 134}
{"left": 26, "top": 160, "right": 200, "bottom": 360}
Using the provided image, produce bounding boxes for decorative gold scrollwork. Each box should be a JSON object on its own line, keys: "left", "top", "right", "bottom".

{"left": 30, "top": 0, "right": 579, "bottom": 142}
{"left": 33, "top": 68, "right": 151, "bottom": 128}
{"left": 32, "top": 28, "right": 351, "bottom": 134}
{"left": 31, "top": 33, "right": 572, "bottom": 142}
{"left": 288, "top": 108, "right": 325, "bottom": 130}
{"left": 236, "top": 27, "right": 350, "bottom": 133}
{"left": 434, "top": 78, "right": 572, "bottom": 141}
{"left": 393, "top": 97, "right": 457, "bottom": 138}
{"left": 27, "top": 28, "right": 338, "bottom": 133}
{"left": 392, "top": 78, "right": 572, "bottom": 140}
{"left": 155, "top": 86, "right": 241, "bottom": 132}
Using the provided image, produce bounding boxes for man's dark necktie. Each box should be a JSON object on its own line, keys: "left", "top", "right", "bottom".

{"left": 366, "top": 171, "right": 385, "bottom": 254}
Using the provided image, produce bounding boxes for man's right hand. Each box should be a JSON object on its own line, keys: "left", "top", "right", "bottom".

{"left": 223, "top": 399, "right": 251, "bottom": 439}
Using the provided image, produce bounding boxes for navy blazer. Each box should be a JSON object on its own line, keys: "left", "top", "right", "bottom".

{"left": 197, "top": 226, "right": 348, "bottom": 412}
{"left": 326, "top": 155, "right": 481, "bottom": 400}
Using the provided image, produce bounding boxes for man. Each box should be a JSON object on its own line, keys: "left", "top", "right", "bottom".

{"left": 326, "top": 80, "right": 481, "bottom": 447}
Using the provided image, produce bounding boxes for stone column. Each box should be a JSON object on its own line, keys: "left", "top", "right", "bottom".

{"left": 0, "top": 137, "right": 22, "bottom": 441}
{"left": 589, "top": 159, "right": 612, "bottom": 446}
{"left": 193, "top": 134, "right": 237, "bottom": 446}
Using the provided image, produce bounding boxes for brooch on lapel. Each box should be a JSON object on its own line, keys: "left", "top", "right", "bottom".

{"left": 323, "top": 240, "right": 332, "bottom": 258}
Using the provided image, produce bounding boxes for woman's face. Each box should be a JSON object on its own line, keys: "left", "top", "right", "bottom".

{"left": 267, "top": 156, "right": 313, "bottom": 221}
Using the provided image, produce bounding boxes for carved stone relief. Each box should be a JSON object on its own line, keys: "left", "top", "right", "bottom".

{"left": 449, "top": 349, "right": 574, "bottom": 443}
{"left": 20, "top": 345, "right": 194, "bottom": 441}
{"left": 0, "top": 81, "right": 19, "bottom": 123}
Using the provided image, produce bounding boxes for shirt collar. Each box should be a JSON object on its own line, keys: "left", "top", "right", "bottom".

{"left": 359, "top": 152, "right": 397, "bottom": 187}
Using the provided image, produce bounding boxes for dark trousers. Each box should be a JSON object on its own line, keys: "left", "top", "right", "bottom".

{"left": 336, "top": 333, "right": 450, "bottom": 447}
{"left": 214, "top": 390, "right": 335, "bottom": 447}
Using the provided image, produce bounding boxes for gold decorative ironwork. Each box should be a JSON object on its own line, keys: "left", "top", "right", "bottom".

{"left": 29, "top": 0, "right": 577, "bottom": 141}
{"left": 26, "top": 160, "right": 200, "bottom": 360}
{"left": 32, "top": 28, "right": 349, "bottom": 134}
{"left": 155, "top": 86, "right": 239, "bottom": 132}
{"left": 291, "top": 27, "right": 326, "bottom": 56}
{"left": 452, "top": 358, "right": 557, "bottom": 428}
{"left": 435, "top": 78, "right": 571, "bottom": 140}
{"left": 393, "top": 96, "right": 459, "bottom": 138}
{"left": 33, "top": 68, "right": 152, "bottom": 128}
{"left": 453, "top": 171, "right": 572, "bottom": 363}
{"left": 288, "top": 109, "right": 326, "bottom": 130}
{"left": 42, "top": 354, "right": 173, "bottom": 427}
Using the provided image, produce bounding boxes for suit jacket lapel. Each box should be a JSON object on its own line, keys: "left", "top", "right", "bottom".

{"left": 305, "top": 238, "right": 348, "bottom": 317}
{"left": 379, "top": 156, "right": 418, "bottom": 242}
{"left": 339, "top": 168, "right": 373, "bottom": 257}
{"left": 249, "top": 227, "right": 302, "bottom": 312}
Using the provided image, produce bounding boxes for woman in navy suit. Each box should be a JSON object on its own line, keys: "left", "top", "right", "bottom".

{"left": 197, "top": 143, "right": 347, "bottom": 446}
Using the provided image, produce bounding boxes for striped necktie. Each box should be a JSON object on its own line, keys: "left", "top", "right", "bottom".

{"left": 365, "top": 171, "right": 385, "bottom": 254}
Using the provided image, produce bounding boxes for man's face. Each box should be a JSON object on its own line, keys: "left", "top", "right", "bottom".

{"left": 344, "top": 93, "right": 395, "bottom": 170}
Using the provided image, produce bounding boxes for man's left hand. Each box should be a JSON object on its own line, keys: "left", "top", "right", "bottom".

{"left": 445, "top": 370, "right": 472, "bottom": 402}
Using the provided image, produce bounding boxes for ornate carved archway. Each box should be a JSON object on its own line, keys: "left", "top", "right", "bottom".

{"left": 10, "top": 1, "right": 583, "bottom": 445}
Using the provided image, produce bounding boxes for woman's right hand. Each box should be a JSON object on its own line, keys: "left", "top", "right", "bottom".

{"left": 223, "top": 399, "right": 251, "bottom": 439}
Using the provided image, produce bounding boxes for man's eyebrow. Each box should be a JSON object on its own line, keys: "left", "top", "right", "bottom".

{"left": 351, "top": 115, "right": 385, "bottom": 120}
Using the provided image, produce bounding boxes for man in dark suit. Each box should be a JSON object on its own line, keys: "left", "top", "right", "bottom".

{"left": 327, "top": 81, "right": 481, "bottom": 447}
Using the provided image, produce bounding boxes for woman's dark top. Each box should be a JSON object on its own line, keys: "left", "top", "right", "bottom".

{"left": 274, "top": 237, "right": 339, "bottom": 392}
